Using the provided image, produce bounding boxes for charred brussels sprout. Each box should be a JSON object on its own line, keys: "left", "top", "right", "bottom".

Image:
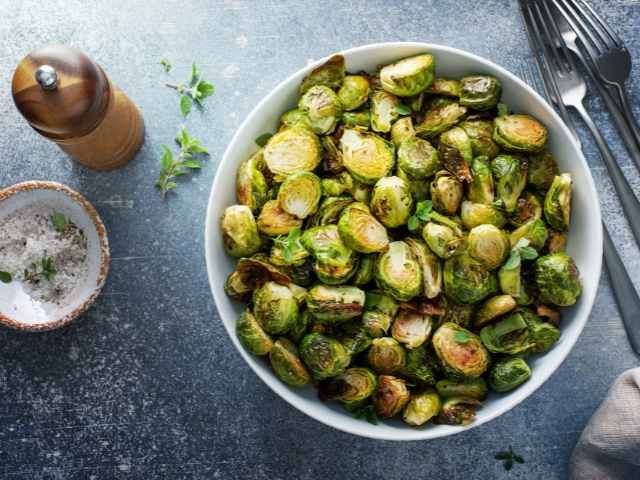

{"left": 459, "top": 119, "right": 500, "bottom": 159}
{"left": 270, "top": 337, "right": 314, "bottom": 387}
{"left": 313, "top": 253, "right": 360, "bottom": 285}
{"left": 222, "top": 205, "right": 265, "bottom": 258}
{"left": 351, "top": 253, "right": 376, "bottom": 287}
{"left": 341, "top": 110, "right": 371, "bottom": 128}
{"left": 236, "top": 310, "right": 275, "bottom": 355}
{"left": 338, "top": 203, "right": 390, "bottom": 253}
{"left": 431, "top": 171, "right": 464, "bottom": 216}
{"left": 493, "top": 115, "right": 549, "bottom": 153}
{"left": 301, "top": 225, "right": 352, "bottom": 267}
{"left": 300, "top": 333, "right": 350, "bottom": 379}
{"left": 527, "top": 151, "right": 559, "bottom": 191}
{"left": 366, "top": 337, "right": 407, "bottom": 375}
{"left": 350, "top": 181, "right": 374, "bottom": 207}
{"left": 374, "top": 241, "right": 423, "bottom": 301}
{"left": 423, "top": 222, "right": 463, "bottom": 259}
{"left": 318, "top": 367, "right": 377, "bottom": 403}
{"left": 517, "top": 307, "right": 561, "bottom": 353}
{"left": 480, "top": 311, "right": 536, "bottom": 355}
{"left": 444, "top": 254, "right": 496, "bottom": 305}
{"left": 339, "top": 128, "right": 396, "bottom": 185}
{"left": 321, "top": 171, "right": 354, "bottom": 197}
{"left": 510, "top": 219, "right": 548, "bottom": 253}
{"left": 286, "top": 308, "right": 311, "bottom": 344}
{"left": 544, "top": 174, "right": 572, "bottom": 231}
{"left": 542, "top": 228, "right": 568, "bottom": 255}
{"left": 391, "top": 117, "right": 415, "bottom": 150}
{"left": 491, "top": 154, "right": 529, "bottom": 212}
{"left": 368, "top": 289, "right": 400, "bottom": 317}
{"left": 307, "top": 196, "right": 353, "bottom": 228}
{"left": 277, "top": 257, "right": 316, "bottom": 287}
{"left": 300, "top": 54, "right": 345, "bottom": 94}
{"left": 277, "top": 172, "right": 322, "bottom": 219}
{"left": 426, "top": 77, "right": 461, "bottom": 97}
{"left": 468, "top": 225, "right": 510, "bottom": 271}
{"left": 474, "top": 295, "right": 516, "bottom": 327}
{"left": 258, "top": 200, "right": 303, "bottom": 236}
{"left": 306, "top": 284, "right": 365, "bottom": 325}
{"left": 264, "top": 124, "right": 323, "bottom": 177}
{"left": 224, "top": 271, "right": 252, "bottom": 302}
{"left": 337, "top": 74, "right": 371, "bottom": 111}
{"left": 380, "top": 54, "right": 435, "bottom": 97}
{"left": 510, "top": 191, "right": 543, "bottom": 228}
{"left": 434, "top": 396, "right": 482, "bottom": 426}
{"left": 435, "top": 378, "right": 488, "bottom": 401}
{"left": 467, "top": 156, "right": 495, "bottom": 204}
{"left": 425, "top": 95, "right": 456, "bottom": 109}
{"left": 392, "top": 309, "right": 433, "bottom": 349}
{"left": 498, "top": 263, "right": 522, "bottom": 297}
{"left": 414, "top": 103, "right": 467, "bottom": 140}
{"left": 488, "top": 356, "right": 531, "bottom": 393}
{"left": 299, "top": 86, "right": 342, "bottom": 135}
{"left": 398, "top": 137, "right": 442, "bottom": 179}
{"left": 340, "top": 329, "right": 372, "bottom": 356}
{"left": 439, "top": 126, "right": 473, "bottom": 183}
{"left": 460, "top": 201, "right": 509, "bottom": 230}
{"left": 371, "top": 176, "right": 414, "bottom": 228}
{"left": 459, "top": 75, "right": 503, "bottom": 111}
{"left": 277, "top": 109, "right": 309, "bottom": 131}
{"left": 535, "top": 253, "right": 582, "bottom": 306}
{"left": 373, "top": 376, "right": 411, "bottom": 418}
{"left": 236, "top": 150, "right": 270, "bottom": 214}
{"left": 362, "top": 310, "right": 393, "bottom": 338}
{"left": 403, "top": 389, "right": 442, "bottom": 426}
{"left": 370, "top": 90, "right": 401, "bottom": 133}
{"left": 253, "top": 281, "right": 299, "bottom": 335}
{"left": 405, "top": 237, "right": 442, "bottom": 299}
{"left": 432, "top": 323, "right": 491, "bottom": 381}
{"left": 438, "top": 295, "right": 476, "bottom": 329}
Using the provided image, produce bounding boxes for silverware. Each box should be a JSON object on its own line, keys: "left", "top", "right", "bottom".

{"left": 557, "top": 0, "right": 640, "bottom": 149}
{"left": 518, "top": 7, "right": 640, "bottom": 354}
{"left": 518, "top": 0, "right": 640, "bottom": 249}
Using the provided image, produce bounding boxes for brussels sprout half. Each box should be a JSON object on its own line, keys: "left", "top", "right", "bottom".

{"left": 517, "top": 307, "right": 561, "bottom": 353}
{"left": 341, "top": 110, "right": 371, "bottom": 129}
{"left": 339, "top": 128, "right": 396, "bottom": 185}
{"left": 397, "top": 137, "right": 442, "bottom": 180}
{"left": 362, "top": 310, "right": 393, "bottom": 338}
{"left": 542, "top": 228, "right": 568, "bottom": 255}
{"left": 460, "top": 201, "right": 509, "bottom": 230}
{"left": 277, "top": 109, "right": 309, "bottom": 131}
{"left": 510, "top": 191, "right": 543, "bottom": 228}
{"left": 236, "top": 150, "right": 270, "bottom": 214}
{"left": 435, "top": 378, "right": 488, "bottom": 401}
{"left": 474, "top": 295, "right": 517, "bottom": 327}
{"left": 321, "top": 171, "right": 354, "bottom": 197}
{"left": 488, "top": 356, "right": 531, "bottom": 393}
{"left": 313, "top": 253, "right": 360, "bottom": 286}
{"left": 480, "top": 311, "right": 536, "bottom": 355}
{"left": 423, "top": 222, "right": 463, "bottom": 260}
{"left": 458, "top": 119, "right": 501, "bottom": 160}
{"left": 306, "top": 283, "right": 365, "bottom": 325}
{"left": 432, "top": 323, "right": 491, "bottom": 381}
{"left": 380, "top": 54, "right": 435, "bottom": 97}
{"left": 307, "top": 196, "right": 353, "bottom": 229}
{"left": 544, "top": 174, "right": 572, "bottom": 231}
{"left": 277, "top": 172, "right": 322, "bottom": 219}
{"left": 299, "top": 85, "right": 342, "bottom": 135}
{"left": 270, "top": 337, "right": 314, "bottom": 387}
{"left": 318, "top": 367, "right": 377, "bottom": 403}
{"left": 300, "top": 54, "right": 345, "bottom": 94}
{"left": 493, "top": 115, "right": 549, "bottom": 153}
{"left": 414, "top": 103, "right": 467, "bottom": 140}
{"left": 510, "top": 219, "right": 549, "bottom": 253}
{"left": 405, "top": 237, "right": 442, "bottom": 299}
{"left": 439, "top": 126, "right": 473, "bottom": 183}
{"left": 527, "top": 151, "right": 559, "bottom": 192}
{"left": 222, "top": 205, "right": 265, "bottom": 258}
{"left": 277, "top": 257, "right": 316, "bottom": 288}
{"left": 350, "top": 253, "right": 376, "bottom": 287}
{"left": 468, "top": 225, "right": 510, "bottom": 271}
{"left": 391, "top": 117, "right": 416, "bottom": 150}
{"left": 491, "top": 154, "right": 529, "bottom": 212}
{"left": 467, "top": 156, "right": 495, "bottom": 205}
{"left": 338, "top": 203, "right": 390, "bottom": 254}
{"left": 431, "top": 171, "right": 464, "bottom": 216}
{"left": 403, "top": 389, "right": 442, "bottom": 426}
{"left": 301, "top": 224, "right": 352, "bottom": 267}
{"left": 236, "top": 310, "right": 275, "bottom": 355}
{"left": 444, "top": 254, "right": 496, "bottom": 306}
{"left": 371, "top": 176, "right": 414, "bottom": 228}
{"left": 459, "top": 75, "right": 503, "bottom": 111}
{"left": 392, "top": 309, "right": 433, "bottom": 349}
{"left": 337, "top": 74, "right": 371, "bottom": 111}
{"left": 426, "top": 77, "right": 462, "bottom": 97}
{"left": 438, "top": 295, "right": 477, "bottom": 330}
{"left": 300, "top": 332, "right": 351, "bottom": 379}
{"left": 264, "top": 124, "right": 323, "bottom": 177}
{"left": 375, "top": 241, "right": 423, "bottom": 302}
{"left": 366, "top": 337, "right": 407, "bottom": 375}
{"left": 535, "top": 253, "right": 582, "bottom": 306}
{"left": 253, "top": 281, "right": 299, "bottom": 335}
{"left": 271, "top": 237, "right": 309, "bottom": 267}
{"left": 433, "top": 396, "right": 483, "bottom": 426}
{"left": 370, "top": 90, "right": 400, "bottom": 133}
{"left": 373, "top": 376, "right": 411, "bottom": 418}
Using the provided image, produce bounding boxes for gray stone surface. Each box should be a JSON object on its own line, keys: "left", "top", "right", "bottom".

{"left": 0, "top": 0, "right": 639, "bottom": 478}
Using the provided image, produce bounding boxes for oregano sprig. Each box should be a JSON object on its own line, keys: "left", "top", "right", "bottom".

{"left": 165, "top": 62, "right": 214, "bottom": 116}
{"left": 364, "top": 292, "right": 382, "bottom": 308}
{"left": 345, "top": 404, "right": 378, "bottom": 425}
{"left": 497, "top": 103, "right": 508, "bottom": 116}
{"left": 155, "top": 127, "right": 210, "bottom": 199}
{"left": 51, "top": 211, "right": 65, "bottom": 232}
{"left": 504, "top": 238, "right": 538, "bottom": 270}
{"left": 395, "top": 105, "right": 412, "bottom": 115}
{"left": 157, "top": 59, "right": 171, "bottom": 72}
{"left": 273, "top": 228, "right": 301, "bottom": 262}
{"left": 453, "top": 332, "right": 469, "bottom": 343}
{"left": 408, "top": 200, "right": 433, "bottom": 231}
{"left": 495, "top": 446, "right": 525, "bottom": 471}
{"left": 0, "top": 271, "right": 11, "bottom": 284}
{"left": 24, "top": 257, "right": 56, "bottom": 285}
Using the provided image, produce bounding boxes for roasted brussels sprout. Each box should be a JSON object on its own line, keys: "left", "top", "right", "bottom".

{"left": 341, "top": 110, "right": 371, "bottom": 128}
{"left": 435, "top": 378, "right": 488, "bottom": 401}
{"left": 404, "top": 92, "right": 426, "bottom": 112}
{"left": 271, "top": 237, "right": 309, "bottom": 267}
{"left": 467, "top": 156, "right": 495, "bottom": 204}
{"left": 510, "top": 219, "right": 548, "bottom": 253}
{"left": 536, "top": 304, "right": 562, "bottom": 327}
{"left": 222, "top": 205, "right": 265, "bottom": 258}
{"left": 391, "top": 117, "right": 415, "bottom": 150}
{"left": 405, "top": 237, "right": 442, "bottom": 299}
{"left": 459, "top": 119, "right": 500, "bottom": 159}
{"left": 318, "top": 367, "right": 377, "bottom": 403}
{"left": 426, "top": 77, "right": 461, "bottom": 97}
{"left": 517, "top": 307, "right": 561, "bottom": 353}
{"left": 403, "top": 389, "right": 442, "bottom": 425}
{"left": 277, "top": 109, "right": 309, "bottom": 131}
{"left": 340, "top": 328, "right": 372, "bottom": 356}
{"left": 337, "top": 74, "right": 371, "bottom": 111}
{"left": 371, "top": 176, "right": 414, "bottom": 228}
{"left": 270, "top": 337, "right": 314, "bottom": 387}
{"left": 301, "top": 225, "right": 352, "bottom": 266}
{"left": 338, "top": 203, "right": 390, "bottom": 253}
{"left": 237, "top": 150, "right": 270, "bottom": 214}
{"left": 362, "top": 310, "right": 393, "bottom": 338}
{"left": 321, "top": 171, "right": 354, "bottom": 197}
{"left": 392, "top": 309, "right": 433, "bottom": 349}
{"left": 423, "top": 222, "right": 463, "bottom": 260}
{"left": 432, "top": 323, "right": 491, "bottom": 381}
{"left": 493, "top": 114, "right": 549, "bottom": 153}
{"left": 542, "top": 228, "right": 568, "bottom": 255}
{"left": 488, "top": 356, "right": 531, "bottom": 392}
{"left": 444, "top": 254, "right": 496, "bottom": 305}
{"left": 490, "top": 154, "right": 529, "bottom": 212}
{"left": 253, "top": 281, "right": 299, "bottom": 335}
{"left": 414, "top": 103, "right": 467, "bottom": 140}
{"left": 430, "top": 210, "right": 464, "bottom": 235}
{"left": 368, "top": 289, "right": 400, "bottom": 317}
{"left": 350, "top": 180, "right": 374, "bottom": 207}
{"left": 339, "top": 128, "right": 396, "bottom": 185}
{"left": 468, "top": 225, "right": 510, "bottom": 271}
{"left": 300, "top": 332, "right": 350, "bottom": 379}
{"left": 307, "top": 196, "right": 353, "bottom": 228}
{"left": 473, "top": 295, "right": 516, "bottom": 327}
{"left": 306, "top": 283, "right": 365, "bottom": 325}
{"left": 438, "top": 295, "right": 476, "bottom": 329}
{"left": 510, "top": 191, "right": 543, "bottom": 228}
{"left": 527, "top": 151, "right": 559, "bottom": 192}
{"left": 498, "top": 263, "right": 521, "bottom": 297}
{"left": 380, "top": 54, "right": 435, "bottom": 97}
{"left": 480, "top": 311, "right": 535, "bottom": 355}
{"left": 264, "top": 124, "right": 323, "bottom": 178}
{"left": 277, "top": 257, "right": 316, "bottom": 287}
{"left": 298, "top": 86, "right": 342, "bottom": 135}
{"left": 286, "top": 307, "right": 311, "bottom": 344}
{"left": 373, "top": 376, "right": 411, "bottom": 418}
{"left": 397, "top": 137, "right": 442, "bottom": 179}
{"left": 313, "top": 253, "right": 360, "bottom": 285}
{"left": 433, "top": 396, "right": 482, "bottom": 425}
{"left": 277, "top": 172, "right": 322, "bottom": 219}
{"left": 351, "top": 253, "right": 376, "bottom": 287}
{"left": 460, "top": 201, "right": 509, "bottom": 230}
{"left": 370, "top": 90, "right": 401, "bottom": 133}
{"left": 439, "top": 126, "right": 473, "bottom": 183}
{"left": 224, "top": 270, "right": 252, "bottom": 302}
{"left": 300, "top": 54, "right": 345, "bottom": 94}
{"left": 425, "top": 95, "right": 456, "bottom": 109}
{"left": 366, "top": 337, "right": 407, "bottom": 375}
{"left": 236, "top": 310, "right": 275, "bottom": 355}
{"left": 544, "top": 174, "right": 572, "bottom": 231}
{"left": 431, "top": 171, "right": 464, "bottom": 216}
{"left": 375, "top": 241, "right": 423, "bottom": 301}
{"left": 459, "top": 75, "right": 503, "bottom": 111}
{"left": 535, "top": 253, "right": 582, "bottom": 306}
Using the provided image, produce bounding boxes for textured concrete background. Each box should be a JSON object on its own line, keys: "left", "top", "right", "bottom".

{"left": 1, "top": 0, "right": 639, "bottom": 478}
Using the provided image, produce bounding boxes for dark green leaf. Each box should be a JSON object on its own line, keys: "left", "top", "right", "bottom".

{"left": 288, "top": 228, "right": 301, "bottom": 241}
{"left": 180, "top": 160, "right": 202, "bottom": 169}
{"left": 520, "top": 247, "right": 538, "bottom": 260}
{"left": 345, "top": 404, "right": 361, "bottom": 414}
{"left": 355, "top": 409, "right": 366, "bottom": 420}
{"left": 180, "top": 95, "right": 192, "bottom": 116}
{"left": 159, "top": 171, "right": 167, "bottom": 182}
{"left": 495, "top": 454, "right": 508, "bottom": 460}
{"left": 198, "top": 83, "right": 214, "bottom": 97}
{"left": 505, "top": 459, "right": 513, "bottom": 471}
{"left": 181, "top": 128, "right": 189, "bottom": 147}
{"left": 166, "top": 182, "right": 178, "bottom": 190}
{"left": 365, "top": 410, "right": 378, "bottom": 425}
{"left": 189, "top": 146, "right": 210, "bottom": 154}
{"left": 156, "top": 59, "right": 171, "bottom": 72}
{"left": 43, "top": 274, "right": 53, "bottom": 285}
{"left": 497, "top": 103, "right": 508, "bottom": 116}
{"left": 47, "top": 269, "right": 57, "bottom": 275}
{"left": 171, "top": 170, "right": 190, "bottom": 176}
{"left": 51, "top": 212, "right": 66, "bottom": 231}
{"left": 395, "top": 105, "right": 412, "bottom": 115}
{"left": 188, "top": 62, "right": 197, "bottom": 82}
{"left": 418, "top": 200, "right": 433, "bottom": 212}
{"left": 364, "top": 292, "right": 383, "bottom": 307}
{"left": 0, "top": 271, "right": 11, "bottom": 283}
{"left": 255, "top": 133, "right": 273, "bottom": 147}
{"left": 195, "top": 96, "right": 204, "bottom": 106}
{"left": 408, "top": 216, "right": 419, "bottom": 231}
{"left": 31, "top": 263, "right": 37, "bottom": 271}
{"left": 453, "top": 332, "right": 469, "bottom": 343}
{"left": 504, "top": 251, "right": 521, "bottom": 270}
{"left": 514, "top": 456, "right": 524, "bottom": 463}
{"left": 284, "top": 246, "right": 293, "bottom": 262}
{"left": 161, "top": 152, "right": 173, "bottom": 174}
{"left": 24, "top": 269, "right": 29, "bottom": 279}
{"left": 416, "top": 210, "right": 431, "bottom": 222}
{"left": 365, "top": 109, "right": 372, "bottom": 121}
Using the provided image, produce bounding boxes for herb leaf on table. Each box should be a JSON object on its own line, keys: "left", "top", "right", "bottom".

{"left": 345, "top": 404, "right": 378, "bottom": 425}
{"left": 165, "top": 62, "right": 214, "bottom": 116}
{"left": 495, "top": 446, "right": 525, "bottom": 471}
{"left": 24, "top": 257, "right": 57, "bottom": 285}
{"left": 52, "top": 212, "right": 65, "bottom": 232}
{"left": 0, "top": 271, "right": 11, "bottom": 284}
{"left": 157, "top": 59, "right": 171, "bottom": 72}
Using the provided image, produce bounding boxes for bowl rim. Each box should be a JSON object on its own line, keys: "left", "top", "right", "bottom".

{"left": 0, "top": 180, "right": 110, "bottom": 332}
{"left": 205, "top": 41, "right": 603, "bottom": 440}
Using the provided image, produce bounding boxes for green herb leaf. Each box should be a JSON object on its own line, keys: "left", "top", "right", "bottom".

{"left": 47, "top": 269, "right": 57, "bottom": 275}
{"left": 408, "top": 216, "right": 419, "bottom": 231}
{"left": 495, "top": 454, "right": 508, "bottom": 460}
{"left": 159, "top": 170, "right": 167, "bottom": 182}
{"left": 345, "top": 404, "right": 361, "bottom": 414}
{"left": 284, "top": 246, "right": 293, "bottom": 262}
{"left": 520, "top": 247, "right": 538, "bottom": 260}
{"left": 515, "top": 238, "right": 529, "bottom": 249}
{"left": 198, "top": 83, "right": 214, "bottom": 97}
{"left": 161, "top": 150, "right": 173, "bottom": 174}
{"left": 51, "top": 212, "right": 66, "bottom": 232}
{"left": 180, "top": 95, "right": 191, "bottom": 116}
{"left": 514, "top": 456, "right": 524, "bottom": 464}
{"left": 355, "top": 409, "right": 366, "bottom": 420}
{"left": 505, "top": 459, "right": 513, "bottom": 471}
{"left": 365, "top": 109, "right": 372, "bottom": 121}
{"left": 0, "top": 271, "right": 11, "bottom": 284}
{"left": 288, "top": 227, "right": 301, "bottom": 241}
{"left": 156, "top": 128, "right": 209, "bottom": 199}
{"left": 497, "top": 103, "right": 508, "bottom": 116}
{"left": 364, "top": 292, "right": 383, "bottom": 308}
{"left": 157, "top": 59, "right": 171, "bottom": 72}
{"left": 166, "top": 182, "right": 178, "bottom": 190}
{"left": 504, "top": 251, "right": 521, "bottom": 270}
{"left": 453, "top": 332, "right": 469, "bottom": 343}
{"left": 415, "top": 200, "right": 433, "bottom": 222}
{"left": 179, "top": 160, "right": 202, "bottom": 169}
{"left": 255, "top": 133, "right": 273, "bottom": 147}
{"left": 24, "top": 269, "right": 29, "bottom": 279}
{"left": 189, "top": 146, "right": 210, "bottom": 154}
{"left": 395, "top": 105, "right": 412, "bottom": 115}
{"left": 365, "top": 409, "right": 378, "bottom": 425}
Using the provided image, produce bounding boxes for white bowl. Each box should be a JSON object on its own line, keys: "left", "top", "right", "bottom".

{"left": 205, "top": 42, "right": 602, "bottom": 440}
{"left": 0, "top": 181, "right": 109, "bottom": 331}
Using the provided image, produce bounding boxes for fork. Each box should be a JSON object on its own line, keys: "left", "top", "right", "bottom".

{"left": 518, "top": 0, "right": 640, "bottom": 249}
{"left": 557, "top": 0, "right": 640, "bottom": 149}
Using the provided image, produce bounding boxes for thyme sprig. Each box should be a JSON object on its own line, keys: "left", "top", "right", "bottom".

{"left": 24, "top": 257, "right": 57, "bottom": 285}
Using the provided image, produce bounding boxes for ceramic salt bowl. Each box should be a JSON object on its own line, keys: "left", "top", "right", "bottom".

{"left": 0, "top": 181, "right": 109, "bottom": 331}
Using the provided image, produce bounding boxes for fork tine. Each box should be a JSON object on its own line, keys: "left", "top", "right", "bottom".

{"left": 533, "top": 1, "right": 569, "bottom": 76}
{"left": 541, "top": 0, "right": 580, "bottom": 72}
{"left": 527, "top": 61, "right": 543, "bottom": 98}
{"left": 563, "top": 0, "right": 613, "bottom": 52}
{"left": 576, "top": 0, "right": 621, "bottom": 48}
{"left": 553, "top": 0, "right": 602, "bottom": 59}
{"left": 519, "top": 64, "right": 527, "bottom": 83}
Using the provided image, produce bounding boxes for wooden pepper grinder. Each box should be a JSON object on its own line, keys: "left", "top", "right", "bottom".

{"left": 11, "top": 44, "right": 145, "bottom": 171}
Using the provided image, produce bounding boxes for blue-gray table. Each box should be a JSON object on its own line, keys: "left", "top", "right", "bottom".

{"left": 1, "top": 0, "right": 639, "bottom": 478}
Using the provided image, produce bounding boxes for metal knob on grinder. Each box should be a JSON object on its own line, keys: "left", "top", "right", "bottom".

{"left": 35, "top": 65, "right": 60, "bottom": 90}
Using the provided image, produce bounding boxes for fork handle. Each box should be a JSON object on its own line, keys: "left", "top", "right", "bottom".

{"left": 603, "top": 223, "right": 640, "bottom": 353}
{"left": 572, "top": 101, "right": 640, "bottom": 248}
{"left": 615, "top": 83, "right": 640, "bottom": 151}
